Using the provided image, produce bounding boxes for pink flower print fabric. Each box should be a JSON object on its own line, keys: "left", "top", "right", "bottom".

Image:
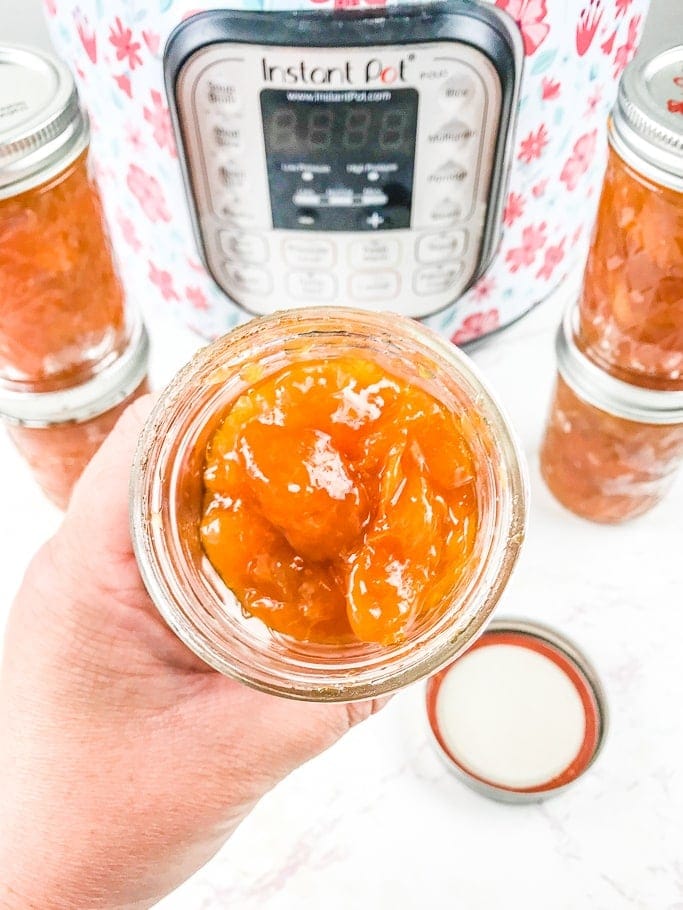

{"left": 45, "top": 0, "right": 650, "bottom": 347}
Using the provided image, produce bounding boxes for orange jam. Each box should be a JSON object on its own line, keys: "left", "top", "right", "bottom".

{"left": 578, "top": 148, "right": 683, "bottom": 390}
{"left": 200, "top": 356, "right": 479, "bottom": 645}
{"left": 6, "top": 378, "right": 149, "bottom": 510}
{"left": 0, "top": 150, "right": 127, "bottom": 390}
{"left": 540, "top": 376, "right": 683, "bottom": 523}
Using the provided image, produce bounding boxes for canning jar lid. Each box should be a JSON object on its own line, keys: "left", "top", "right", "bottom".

{"left": 0, "top": 323, "right": 149, "bottom": 427}
{"left": 0, "top": 45, "right": 89, "bottom": 199}
{"left": 426, "top": 618, "right": 608, "bottom": 803}
{"left": 558, "top": 307, "right": 683, "bottom": 425}
{"left": 610, "top": 45, "right": 683, "bottom": 192}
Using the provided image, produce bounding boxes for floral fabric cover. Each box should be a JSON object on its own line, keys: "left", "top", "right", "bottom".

{"left": 45, "top": 0, "right": 649, "bottom": 345}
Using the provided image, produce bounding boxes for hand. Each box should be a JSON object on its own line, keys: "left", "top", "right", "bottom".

{"left": 0, "top": 396, "right": 385, "bottom": 910}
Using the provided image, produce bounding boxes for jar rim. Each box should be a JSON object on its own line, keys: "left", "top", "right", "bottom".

{"left": 558, "top": 306, "right": 683, "bottom": 425}
{"left": 130, "top": 308, "right": 528, "bottom": 701}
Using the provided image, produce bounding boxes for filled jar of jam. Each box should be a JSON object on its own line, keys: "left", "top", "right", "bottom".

{"left": 0, "top": 46, "right": 129, "bottom": 393}
{"left": 131, "top": 308, "right": 527, "bottom": 701}
{"left": 577, "top": 46, "right": 683, "bottom": 391}
{"left": 541, "top": 307, "right": 683, "bottom": 524}
{"left": 0, "top": 325, "right": 149, "bottom": 510}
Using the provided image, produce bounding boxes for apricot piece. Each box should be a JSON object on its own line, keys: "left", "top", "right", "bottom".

{"left": 200, "top": 356, "right": 479, "bottom": 646}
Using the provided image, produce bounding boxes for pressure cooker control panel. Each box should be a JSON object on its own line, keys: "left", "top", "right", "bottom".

{"left": 165, "top": 5, "right": 522, "bottom": 318}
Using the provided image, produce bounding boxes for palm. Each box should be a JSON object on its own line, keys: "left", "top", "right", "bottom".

{"left": 0, "top": 397, "right": 383, "bottom": 909}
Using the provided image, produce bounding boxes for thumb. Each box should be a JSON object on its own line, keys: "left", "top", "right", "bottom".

{"left": 60, "top": 394, "right": 155, "bottom": 562}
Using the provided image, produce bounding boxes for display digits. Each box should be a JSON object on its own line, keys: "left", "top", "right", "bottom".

{"left": 378, "top": 110, "right": 409, "bottom": 152}
{"left": 342, "top": 108, "right": 371, "bottom": 150}
{"left": 265, "top": 97, "right": 415, "bottom": 156}
{"left": 307, "top": 108, "right": 333, "bottom": 151}
{"left": 270, "top": 108, "right": 298, "bottom": 152}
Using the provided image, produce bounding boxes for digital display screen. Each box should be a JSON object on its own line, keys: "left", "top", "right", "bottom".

{"left": 260, "top": 88, "right": 418, "bottom": 231}
{"left": 263, "top": 95, "right": 417, "bottom": 156}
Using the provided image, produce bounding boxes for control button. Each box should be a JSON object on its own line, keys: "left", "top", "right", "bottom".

{"left": 350, "top": 238, "right": 400, "bottom": 268}
{"left": 283, "top": 239, "right": 335, "bottom": 269}
{"left": 206, "top": 76, "right": 241, "bottom": 112}
{"left": 414, "top": 263, "right": 464, "bottom": 296}
{"left": 225, "top": 264, "right": 272, "bottom": 296}
{"left": 365, "top": 211, "right": 386, "bottom": 230}
{"left": 428, "top": 160, "right": 468, "bottom": 184}
{"left": 327, "top": 188, "right": 355, "bottom": 207}
{"left": 367, "top": 170, "right": 380, "bottom": 182}
{"left": 293, "top": 188, "right": 322, "bottom": 207}
{"left": 440, "top": 74, "right": 477, "bottom": 110}
{"left": 214, "top": 192, "right": 250, "bottom": 221}
{"left": 416, "top": 230, "right": 467, "bottom": 264}
{"left": 350, "top": 271, "right": 400, "bottom": 302}
{"left": 429, "top": 118, "right": 476, "bottom": 145}
{"left": 302, "top": 171, "right": 314, "bottom": 182}
{"left": 360, "top": 187, "right": 389, "bottom": 207}
{"left": 220, "top": 231, "right": 268, "bottom": 264}
{"left": 212, "top": 121, "right": 242, "bottom": 151}
{"left": 218, "top": 164, "right": 248, "bottom": 189}
{"left": 431, "top": 198, "right": 464, "bottom": 222}
{"left": 297, "top": 210, "right": 317, "bottom": 227}
{"left": 287, "top": 271, "right": 337, "bottom": 301}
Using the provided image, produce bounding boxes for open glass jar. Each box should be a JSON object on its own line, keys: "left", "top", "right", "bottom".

{"left": 131, "top": 309, "right": 526, "bottom": 701}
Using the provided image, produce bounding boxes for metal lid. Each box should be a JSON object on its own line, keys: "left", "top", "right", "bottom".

{"left": 610, "top": 45, "right": 683, "bottom": 192}
{"left": 558, "top": 307, "right": 683, "bottom": 425}
{"left": 0, "top": 323, "right": 149, "bottom": 427}
{"left": 426, "top": 618, "right": 608, "bottom": 804}
{"left": 0, "top": 45, "right": 89, "bottom": 199}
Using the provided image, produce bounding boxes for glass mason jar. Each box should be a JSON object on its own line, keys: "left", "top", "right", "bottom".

{"left": 577, "top": 47, "right": 683, "bottom": 391}
{"left": 0, "top": 325, "right": 149, "bottom": 510}
{"left": 541, "top": 308, "right": 683, "bottom": 524}
{"left": 0, "top": 46, "right": 129, "bottom": 393}
{"left": 131, "top": 308, "right": 527, "bottom": 701}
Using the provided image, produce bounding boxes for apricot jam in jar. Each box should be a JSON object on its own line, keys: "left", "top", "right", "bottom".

{"left": 577, "top": 47, "right": 683, "bottom": 391}
{"left": 541, "top": 308, "right": 683, "bottom": 524}
{"left": 0, "top": 46, "right": 128, "bottom": 392}
{"left": 0, "top": 325, "right": 149, "bottom": 510}
{"left": 131, "top": 309, "right": 527, "bottom": 702}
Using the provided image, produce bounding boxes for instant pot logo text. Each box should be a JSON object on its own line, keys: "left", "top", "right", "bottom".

{"left": 261, "top": 56, "right": 411, "bottom": 86}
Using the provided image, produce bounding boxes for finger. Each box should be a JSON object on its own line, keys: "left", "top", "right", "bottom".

{"left": 60, "top": 394, "right": 155, "bottom": 561}
{"left": 200, "top": 678, "right": 392, "bottom": 785}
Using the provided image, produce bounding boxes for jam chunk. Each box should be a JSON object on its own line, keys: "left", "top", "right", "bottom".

{"left": 200, "top": 356, "right": 479, "bottom": 645}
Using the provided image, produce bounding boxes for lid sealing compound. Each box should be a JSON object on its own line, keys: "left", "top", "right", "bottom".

{"left": 426, "top": 618, "right": 608, "bottom": 804}
{"left": 0, "top": 45, "right": 89, "bottom": 199}
{"left": 0, "top": 323, "right": 149, "bottom": 428}
{"left": 557, "top": 306, "right": 683, "bottom": 426}
{"left": 610, "top": 45, "right": 683, "bottom": 192}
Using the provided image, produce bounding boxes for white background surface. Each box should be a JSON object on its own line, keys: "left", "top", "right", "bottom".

{"left": 1, "top": 1, "right": 683, "bottom": 909}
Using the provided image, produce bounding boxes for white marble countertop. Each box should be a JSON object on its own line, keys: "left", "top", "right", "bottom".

{"left": 1, "top": 286, "right": 682, "bottom": 910}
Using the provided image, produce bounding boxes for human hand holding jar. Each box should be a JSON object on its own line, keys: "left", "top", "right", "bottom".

{"left": 0, "top": 396, "right": 387, "bottom": 910}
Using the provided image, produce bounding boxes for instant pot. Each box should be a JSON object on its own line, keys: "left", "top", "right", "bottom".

{"left": 45, "top": 0, "right": 649, "bottom": 344}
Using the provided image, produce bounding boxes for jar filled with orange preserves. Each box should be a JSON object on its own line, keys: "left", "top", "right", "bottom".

{"left": 541, "top": 308, "right": 683, "bottom": 524}
{"left": 0, "top": 325, "right": 149, "bottom": 510}
{"left": 131, "top": 309, "right": 527, "bottom": 702}
{"left": 0, "top": 46, "right": 129, "bottom": 393}
{"left": 577, "top": 47, "right": 683, "bottom": 391}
